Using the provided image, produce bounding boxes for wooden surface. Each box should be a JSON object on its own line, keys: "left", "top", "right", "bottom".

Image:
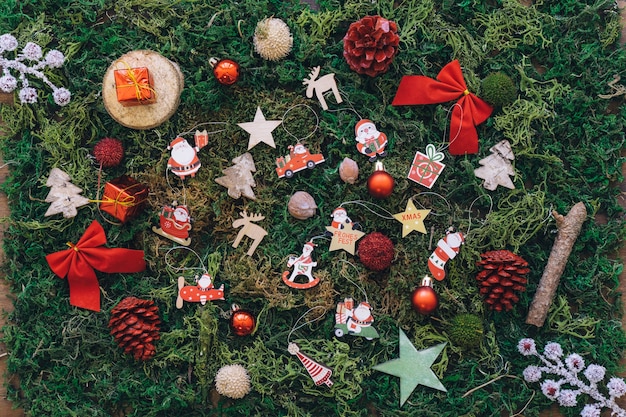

{"left": 0, "top": 3, "right": 625, "bottom": 416}
{"left": 102, "top": 49, "right": 184, "bottom": 130}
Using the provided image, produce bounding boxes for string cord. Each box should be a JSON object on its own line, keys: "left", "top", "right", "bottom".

{"left": 163, "top": 245, "right": 207, "bottom": 274}
{"left": 438, "top": 102, "right": 464, "bottom": 153}
{"left": 281, "top": 103, "right": 319, "bottom": 143}
{"left": 465, "top": 194, "right": 494, "bottom": 235}
{"left": 287, "top": 305, "right": 326, "bottom": 344}
{"left": 338, "top": 259, "right": 368, "bottom": 303}
{"left": 340, "top": 200, "right": 395, "bottom": 220}
{"left": 177, "top": 121, "right": 228, "bottom": 137}
{"left": 410, "top": 191, "right": 452, "bottom": 217}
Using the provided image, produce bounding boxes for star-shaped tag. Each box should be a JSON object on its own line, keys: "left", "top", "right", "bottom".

{"left": 325, "top": 223, "right": 365, "bottom": 255}
{"left": 373, "top": 329, "right": 447, "bottom": 406}
{"left": 393, "top": 200, "right": 430, "bottom": 237}
{"left": 237, "top": 106, "right": 282, "bottom": 150}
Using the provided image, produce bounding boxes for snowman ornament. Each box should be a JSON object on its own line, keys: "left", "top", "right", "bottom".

{"left": 355, "top": 119, "right": 388, "bottom": 162}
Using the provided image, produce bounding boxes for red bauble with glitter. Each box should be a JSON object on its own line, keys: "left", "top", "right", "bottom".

{"left": 357, "top": 232, "right": 394, "bottom": 271}
{"left": 367, "top": 162, "right": 394, "bottom": 199}
{"left": 230, "top": 305, "right": 256, "bottom": 336}
{"left": 411, "top": 276, "right": 438, "bottom": 315}
{"left": 210, "top": 58, "right": 240, "bottom": 86}
{"left": 93, "top": 137, "right": 124, "bottom": 168}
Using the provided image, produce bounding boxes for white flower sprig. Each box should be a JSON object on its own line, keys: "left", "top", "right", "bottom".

{"left": 518, "top": 338, "right": 626, "bottom": 417}
{"left": 0, "top": 33, "right": 71, "bottom": 106}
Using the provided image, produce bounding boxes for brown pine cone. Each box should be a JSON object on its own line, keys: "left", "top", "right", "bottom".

{"left": 476, "top": 250, "right": 530, "bottom": 312}
{"left": 108, "top": 297, "right": 161, "bottom": 361}
{"left": 343, "top": 15, "right": 400, "bottom": 77}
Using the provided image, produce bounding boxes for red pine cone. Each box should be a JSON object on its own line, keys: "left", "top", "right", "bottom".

{"left": 108, "top": 297, "right": 161, "bottom": 361}
{"left": 476, "top": 250, "right": 530, "bottom": 312}
{"left": 94, "top": 137, "right": 124, "bottom": 168}
{"left": 343, "top": 15, "right": 399, "bottom": 77}
{"left": 358, "top": 232, "right": 395, "bottom": 271}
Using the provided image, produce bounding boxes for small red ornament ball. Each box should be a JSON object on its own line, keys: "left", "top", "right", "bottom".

{"left": 93, "top": 137, "right": 124, "bottom": 168}
{"left": 230, "top": 309, "right": 256, "bottom": 336}
{"left": 358, "top": 232, "right": 395, "bottom": 271}
{"left": 411, "top": 284, "right": 439, "bottom": 315}
{"left": 211, "top": 58, "right": 240, "bottom": 86}
{"left": 367, "top": 164, "right": 394, "bottom": 199}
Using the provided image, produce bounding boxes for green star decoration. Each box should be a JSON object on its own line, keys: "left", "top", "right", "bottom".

{"left": 373, "top": 329, "right": 447, "bottom": 406}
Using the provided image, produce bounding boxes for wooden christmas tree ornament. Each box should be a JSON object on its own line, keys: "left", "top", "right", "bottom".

{"left": 44, "top": 167, "right": 90, "bottom": 218}
{"left": 215, "top": 153, "right": 258, "bottom": 200}
{"left": 526, "top": 202, "right": 587, "bottom": 327}
{"left": 102, "top": 50, "right": 184, "bottom": 130}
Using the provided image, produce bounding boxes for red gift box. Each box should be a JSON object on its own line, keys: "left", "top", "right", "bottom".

{"left": 100, "top": 176, "right": 149, "bottom": 222}
{"left": 114, "top": 66, "right": 156, "bottom": 106}
{"left": 407, "top": 144, "right": 445, "bottom": 189}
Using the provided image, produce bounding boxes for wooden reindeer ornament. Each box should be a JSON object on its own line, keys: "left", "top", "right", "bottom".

{"left": 232, "top": 211, "right": 268, "bottom": 256}
{"left": 303, "top": 66, "right": 343, "bottom": 110}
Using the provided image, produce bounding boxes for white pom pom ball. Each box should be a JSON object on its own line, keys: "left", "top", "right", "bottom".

{"left": 214, "top": 364, "right": 251, "bottom": 399}
{"left": 253, "top": 18, "right": 293, "bottom": 61}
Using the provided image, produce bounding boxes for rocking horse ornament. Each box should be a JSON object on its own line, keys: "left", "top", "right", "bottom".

{"left": 282, "top": 241, "right": 321, "bottom": 289}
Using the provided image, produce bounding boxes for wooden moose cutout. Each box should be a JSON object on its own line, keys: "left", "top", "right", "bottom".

{"left": 232, "top": 211, "right": 268, "bottom": 256}
{"left": 303, "top": 66, "right": 343, "bottom": 110}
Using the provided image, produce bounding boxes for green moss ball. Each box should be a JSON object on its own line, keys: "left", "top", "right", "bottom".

{"left": 481, "top": 72, "right": 517, "bottom": 107}
{"left": 448, "top": 313, "right": 484, "bottom": 349}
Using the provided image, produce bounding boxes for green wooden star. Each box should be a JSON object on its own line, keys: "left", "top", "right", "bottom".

{"left": 373, "top": 329, "right": 447, "bottom": 406}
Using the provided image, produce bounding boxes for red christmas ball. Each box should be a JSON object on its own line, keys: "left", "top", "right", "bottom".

{"left": 358, "top": 232, "right": 394, "bottom": 271}
{"left": 211, "top": 58, "right": 240, "bottom": 86}
{"left": 93, "top": 137, "right": 124, "bottom": 168}
{"left": 411, "top": 276, "right": 439, "bottom": 315}
{"left": 367, "top": 162, "right": 394, "bottom": 199}
{"left": 230, "top": 308, "right": 256, "bottom": 336}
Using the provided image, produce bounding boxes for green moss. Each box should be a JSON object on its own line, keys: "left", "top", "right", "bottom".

{"left": 481, "top": 72, "right": 517, "bottom": 107}
{"left": 447, "top": 313, "right": 484, "bottom": 349}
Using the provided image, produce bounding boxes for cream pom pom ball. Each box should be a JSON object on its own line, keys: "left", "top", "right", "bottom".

{"left": 253, "top": 17, "right": 293, "bottom": 61}
{"left": 214, "top": 364, "right": 251, "bottom": 399}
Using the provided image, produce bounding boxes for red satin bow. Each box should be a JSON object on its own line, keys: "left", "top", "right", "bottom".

{"left": 392, "top": 60, "right": 493, "bottom": 155}
{"left": 46, "top": 220, "right": 146, "bottom": 312}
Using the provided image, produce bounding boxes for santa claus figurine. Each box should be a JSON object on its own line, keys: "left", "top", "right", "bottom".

{"left": 346, "top": 301, "right": 374, "bottom": 334}
{"left": 330, "top": 207, "right": 352, "bottom": 229}
{"left": 152, "top": 201, "right": 192, "bottom": 246}
{"left": 354, "top": 119, "right": 388, "bottom": 162}
{"left": 167, "top": 136, "right": 201, "bottom": 179}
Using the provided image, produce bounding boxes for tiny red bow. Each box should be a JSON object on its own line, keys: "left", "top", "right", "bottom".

{"left": 46, "top": 220, "right": 146, "bottom": 312}
{"left": 392, "top": 60, "right": 493, "bottom": 155}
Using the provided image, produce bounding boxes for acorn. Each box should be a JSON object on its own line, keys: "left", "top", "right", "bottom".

{"left": 288, "top": 191, "right": 317, "bottom": 220}
{"left": 339, "top": 157, "right": 359, "bottom": 184}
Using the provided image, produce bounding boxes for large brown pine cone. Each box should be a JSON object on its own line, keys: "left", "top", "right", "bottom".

{"left": 343, "top": 15, "right": 399, "bottom": 77}
{"left": 108, "top": 297, "right": 161, "bottom": 361}
{"left": 476, "top": 250, "right": 530, "bottom": 312}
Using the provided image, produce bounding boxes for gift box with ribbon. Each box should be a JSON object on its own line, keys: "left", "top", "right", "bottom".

{"left": 113, "top": 66, "right": 156, "bottom": 106}
{"left": 100, "top": 175, "right": 149, "bottom": 222}
{"left": 407, "top": 144, "right": 446, "bottom": 189}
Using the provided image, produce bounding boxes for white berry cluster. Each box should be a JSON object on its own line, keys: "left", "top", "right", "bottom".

{"left": 0, "top": 33, "right": 71, "bottom": 106}
{"left": 518, "top": 338, "right": 626, "bottom": 417}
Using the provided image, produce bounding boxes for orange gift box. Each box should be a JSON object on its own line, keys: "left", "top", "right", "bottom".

{"left": 113, "top": 67, "right": 156, "bottom": 106}
{"left": 100, "top": 176, "right": 149, "bottom": 223}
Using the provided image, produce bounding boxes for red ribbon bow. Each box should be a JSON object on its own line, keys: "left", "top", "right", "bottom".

{"left": 392, "top": 60, "right": 493, "bottom": 155}
{"left": 46, "top": 220, "right": 146, "bottom": 312}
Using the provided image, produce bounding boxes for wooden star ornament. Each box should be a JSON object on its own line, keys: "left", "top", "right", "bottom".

{"left": 393, "top": 199, "right": 430, "bottom": 237}
{"left": 325, "top": 223, "right": 365, "bottom": 255}
{"left": 373, "top": 329, "right": 447, "bottom": 406}
{"left": 237, "top": 106, "right": 282, "bottom": 150}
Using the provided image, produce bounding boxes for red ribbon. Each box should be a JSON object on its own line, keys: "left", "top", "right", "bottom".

{"left": 392, "top": 60, "right": 493, "bottom": 155}
{"left": 45, "top": 220, "right": 146, "bottom": 312}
